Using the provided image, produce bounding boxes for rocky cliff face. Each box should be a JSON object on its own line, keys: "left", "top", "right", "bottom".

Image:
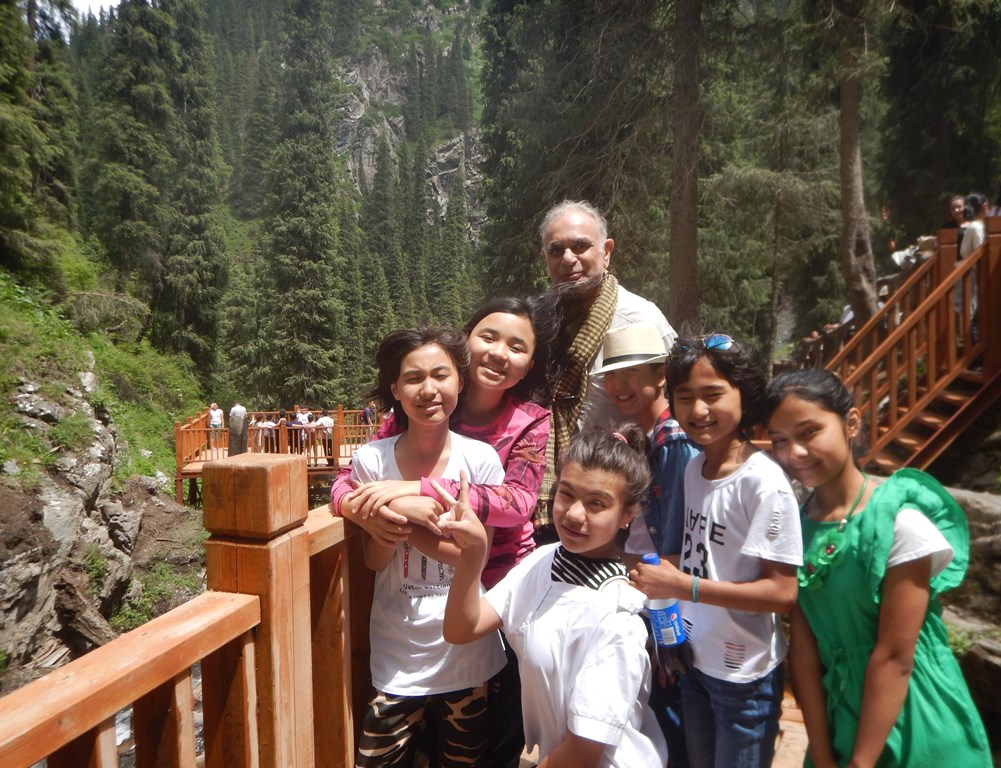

{"left": 335, "top": 46, "right": 484, "bottom": 242}
{"left": 0, "top": 358, "right": 200, "bottom": 692}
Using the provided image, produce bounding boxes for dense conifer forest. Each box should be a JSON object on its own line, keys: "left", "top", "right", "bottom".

{"left": 2, "top": 0, "right": 1001, "bottom": 411}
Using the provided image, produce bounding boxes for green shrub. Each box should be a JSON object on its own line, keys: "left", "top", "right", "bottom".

{"left": 49, "top": 411, "right": 96, "bottom": 452}
{"left": 83, "top": 545, "right": 108, "bottom": 595}
{"left": 111, "top": 562, "right": 202, "bottom": 632}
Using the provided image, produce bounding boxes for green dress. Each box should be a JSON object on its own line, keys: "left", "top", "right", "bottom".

{"left": 798, "top": 469, "right": 991, "bottom": 767}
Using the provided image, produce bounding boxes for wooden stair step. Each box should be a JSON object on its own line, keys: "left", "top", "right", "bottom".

{"left": 933, "top": 388, "right": 970, "bottom": 407}
{"left": 869, "top": 450, "right": 902, "bottom": 475}
{"left": 891, "top": 429, "right": 923, "bottom": 452}
{"left": 957, "top": 369, "right": 986, "bottom": 385}
{"left": 896, "top": 407, "right": 947, "bottom": 431}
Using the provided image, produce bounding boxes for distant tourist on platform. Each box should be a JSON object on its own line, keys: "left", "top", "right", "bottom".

{"left": 228, "top": 402, "right": 248, "bottom": 455}
{"left": 989, "top": 185, "right": 1001, "bottom": 217}
{"left": 360, "top": 399, "right": 376, "bottom": 436}
{"left": 208, "top": 402, "right": 224, "bottom": 449}
{"left": 316, "top": 408, "right": 335, "bottom": 466}
{"left": 941, "top": 194, "right": 969, "bottom": 248}
{"left": 960, "top": 192, "right": 989, "bottom": 259}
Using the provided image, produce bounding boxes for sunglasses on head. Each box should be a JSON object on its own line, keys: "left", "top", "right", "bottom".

{"left": 669, "top": 334, "right": 735, "bottom": 356}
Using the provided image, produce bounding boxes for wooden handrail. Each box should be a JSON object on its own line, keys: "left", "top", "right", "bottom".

{"left": 0, "top": 591, "right": 260, "bottom": 767}
{"left": 0, "top": 453, "right": 372, "bottom": 768}
{"left": 819, "top": 219, "right": 1000, "bottom": 469}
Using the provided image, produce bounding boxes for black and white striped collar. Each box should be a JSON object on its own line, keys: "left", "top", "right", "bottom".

{"left": 551, "top": 546, "right": 627, "bottom": 591}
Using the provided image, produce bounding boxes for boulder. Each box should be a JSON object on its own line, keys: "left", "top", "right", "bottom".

{"left": 99, "top": 500, "right": 143, "bottom": 555}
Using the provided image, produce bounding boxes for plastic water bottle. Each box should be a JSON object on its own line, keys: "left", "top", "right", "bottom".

{"left": 642, "top": 553, "right": 694, "bottom": 676}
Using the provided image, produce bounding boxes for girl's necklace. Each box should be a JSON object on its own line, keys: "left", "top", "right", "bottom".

{"left": 799, "top": 473, "right": 870, "bottom": 588}
{"left": 834, "top": 473, "right": 869, "bottom": 531}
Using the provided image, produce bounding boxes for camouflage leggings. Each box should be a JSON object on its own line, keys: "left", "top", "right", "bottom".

{"left": 355, "top": 683, "right": 489, "bottom": 768}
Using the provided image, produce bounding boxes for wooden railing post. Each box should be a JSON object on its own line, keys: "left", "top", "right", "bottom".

{"left": 174, "top": 420, "right": 184, "bottom": 503}
{"left": 202, "top": 454, "right": 315, "bottom": 768}
{"left": 984, "top": 216, "right": 1001, "bottom": 374}
{"left": 336, "top": 405, "right": 345, "bottom": 453}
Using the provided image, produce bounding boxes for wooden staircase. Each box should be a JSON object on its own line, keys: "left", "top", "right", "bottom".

{"left": 807, "top": 217, "right": 1001, "bottom": 475}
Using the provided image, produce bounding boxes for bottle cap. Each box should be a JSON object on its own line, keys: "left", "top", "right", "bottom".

{"left": 642, "top": 553, "right": 660, "bottom": 566}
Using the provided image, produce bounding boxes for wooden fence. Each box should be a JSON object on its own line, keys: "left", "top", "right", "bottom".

{"left": 174, "top": 407, "right": 378, "bottom": 502}
{"left": 0, "top": 453, "right": 373, "bottom": 768}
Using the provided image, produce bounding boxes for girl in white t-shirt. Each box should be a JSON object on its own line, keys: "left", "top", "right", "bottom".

{"left": 352, "top": 325, "right": 506, "bottom": 768}
{"left": 438, "top": 425, "right": 667, "bottom": 768}
{"left": 764, "top": 368, "right": 990, "bottom": 767}
{"left": 629, "top": 334, "right": 802, "bottom": 768}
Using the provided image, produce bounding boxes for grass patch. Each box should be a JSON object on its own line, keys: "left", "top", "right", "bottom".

{"left": 0, "top": 415, "right": 50, "bottom": 488}
{"left": 0, "top": 649, "right": 7, "bottom": 675}
{"left": 83, "top": 545, "right": 107, "bottom": 595}
{"left": 49, "top": 411, "right": 96, "bottom": 452}
{"left": 948, "top": 627, "right": 1001, "bottom": 659}
{"left": 949, "top": 629, "right": 976, "bottom": 658}
{"left": 111, "top": 562, "right": 203, "bottom": 632}
{"left": 0, "top": 270, "right": 204, "bottom": 493}
{"left": 89, "top": 338, "right": 203, "bottom": 486}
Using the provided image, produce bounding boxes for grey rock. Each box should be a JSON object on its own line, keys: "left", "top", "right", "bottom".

{"left": 13, "top": 388, "right": 68, "bottom": 424}
{"left": 99, "top": 500, "right": 142, "bottom": 555}
{"left": 3, "top": 459, "right": 18, "bottom": 475}
{"left": 78, "top": 371, "right": 98, "bottom": 393}
{"left": 38, "top": 483, "right": 85, "bottom": 559}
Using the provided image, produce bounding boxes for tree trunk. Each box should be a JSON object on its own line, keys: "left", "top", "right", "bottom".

{"left": 668, "top": 0, "right": 702, "bottom": 332}
{"left": 838, "top": 0, "right": 879, "bottom": 326}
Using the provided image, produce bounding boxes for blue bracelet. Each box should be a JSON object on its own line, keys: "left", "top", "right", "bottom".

{"left": 691, "top": 574, "right": 700, "bottom": 603}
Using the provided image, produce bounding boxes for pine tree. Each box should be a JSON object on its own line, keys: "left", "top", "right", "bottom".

{"left": 445, "top": 25, "right": 471, "bottom": 130}
{"left": 363, "top": 135, "right": 414, "bottom": 324}
{"left": 152, "top": 0, "right": 228, "bottom": 378}
{"left": 403, "top": 44, "right": 424, "bottom": 141}
{"left": 239, "top": 0, "right": 344, "bottom": 406}
{"left": 698, "top": 3, "right": 841, "bottom": 355}
{"left": 232, "top": 41, "right": 280, "bottom": 218}
{"left": 0, "top": 0, "right": 49, "bottom": 278}
{"left": 333, "top": 192, "right": 390, "bottom": 403}
{"left": 70, "top": 6, "right": 110, "bottom": 236}
{"left": 27, "top": 1, "right": 79, "bottom": 233}
{"left": 402, "top": 135, "right": 431, "bottom": 318}
{"left": 0, "top": 0, "right": 80, "bottom": 288}
{"left": 879, "top": 2, "right": 1001, "bottom": 245}
{"left": 89, "top": 0, "right": 177, "bottom": 301}
{"left": 431, "top": 170, "right": 470, "bottom": 325}
{"left": 331, "top": 0, "right": 361, "bottom": 57}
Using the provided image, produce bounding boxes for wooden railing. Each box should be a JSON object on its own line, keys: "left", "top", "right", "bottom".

{"left": 174, "top": 407, "right": 378, "bottom": 501}
{"left": 0, "top": 454, "right": 373, "bottom": 768}
{"left": 803, "top": 218, "right": 1001, "bottom": 472}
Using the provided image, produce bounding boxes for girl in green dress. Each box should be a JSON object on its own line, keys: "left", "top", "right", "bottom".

{"left": 763, "top": 369, "right": 990, "bottom": 768}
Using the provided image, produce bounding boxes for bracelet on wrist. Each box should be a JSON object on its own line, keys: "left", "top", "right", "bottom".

{"left": 691, "top": 574, "right": 700, "bottom": 603}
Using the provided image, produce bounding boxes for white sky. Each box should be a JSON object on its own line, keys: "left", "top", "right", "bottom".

{"left": 72, "top": 0, "right": 113, "bottom": 19}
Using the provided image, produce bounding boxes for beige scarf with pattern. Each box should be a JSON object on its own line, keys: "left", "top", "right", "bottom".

{"left": 537, "top": 273, "right": 618, "bottom": 528}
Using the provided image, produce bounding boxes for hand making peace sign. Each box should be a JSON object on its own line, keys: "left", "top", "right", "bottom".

{"left": 430, "top": 470, "right": 489, "bottom": 557}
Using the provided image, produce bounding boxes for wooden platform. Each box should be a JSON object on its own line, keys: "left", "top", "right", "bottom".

{"left": 174, "top": 408, "right": 374, "bottom": 501}
{"left": 517, "top": 690, "right": 807, "bottom": 765}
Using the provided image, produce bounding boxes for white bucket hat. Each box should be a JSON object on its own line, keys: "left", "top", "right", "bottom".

{"left": 592, "top": 322, "right": 668, "bottom": 376}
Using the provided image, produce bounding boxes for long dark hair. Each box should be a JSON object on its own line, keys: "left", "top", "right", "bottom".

{"left": 464, "top": 296, "right": 558, "bottom": 404}
{"left": 367, "top": 325, "right": 469, "bottom": 431}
